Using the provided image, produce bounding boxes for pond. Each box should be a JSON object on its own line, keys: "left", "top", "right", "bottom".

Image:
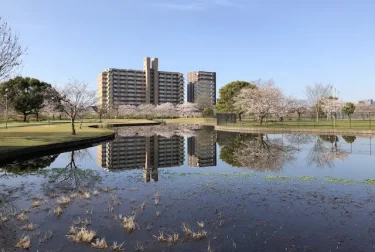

{"left": 1, "top": 125, "right": 375, "bottom": 251}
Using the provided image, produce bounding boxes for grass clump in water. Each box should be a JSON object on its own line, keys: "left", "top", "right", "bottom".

{"left": 15, "top": 236, "right": 31, "bottom": 249}
{"left": 121, "top": 215, "right": 136, "bottom": 232}
{"left": 67, "top": 227, "right": 96, "bottom": 243}
{"left": 112, "top": 241, "right": 125, "bottom": 251}
{"left": 91, "top": 238, "right": 108, "bottom": 249}
{"left": 22, "top": 223, "right": 35, "bottom": 231}
{"left": 57, "top": 196, "right": 71, "bottom": 205}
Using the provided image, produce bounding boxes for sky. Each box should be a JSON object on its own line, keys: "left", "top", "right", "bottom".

{"left": 1, "top": 0, "right": 374, "bottom": 101}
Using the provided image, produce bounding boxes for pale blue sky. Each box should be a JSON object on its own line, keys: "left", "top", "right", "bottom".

{"left": 1, "top": 0, "right": 374, "bottom": 101}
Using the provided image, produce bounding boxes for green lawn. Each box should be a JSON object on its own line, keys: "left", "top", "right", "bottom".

{"left": 0, "top": 123, "right": 113, "bottom": 153}
{"left": 220, "top": 119, "right": 375, "bottom": 131}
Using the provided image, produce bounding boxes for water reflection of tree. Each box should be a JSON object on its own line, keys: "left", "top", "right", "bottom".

{"left": 44, "top": 150, "right": 99, "bottom": 194}
{"left": 218, "top": 133, "right": 297, "bottom": 171}
{"left": 342, "top": 136, "right": 356, "bottom": 153}
{"left": 1, "top": 154, "right": 58, "bottom": 175}
{"left": 306, "top": 135, "right": 349, "bottom": 168}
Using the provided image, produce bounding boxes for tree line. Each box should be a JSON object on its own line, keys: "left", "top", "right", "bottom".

{"left": 215, "top": 80, "right": 367, "bottom": 124}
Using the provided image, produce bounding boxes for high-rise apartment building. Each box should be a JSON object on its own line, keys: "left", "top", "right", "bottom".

{"left": 98, "top": 57, "right": 184, "bottom": 107}
{"left": 187, "top": 71, "right": 216, "bottom": 106}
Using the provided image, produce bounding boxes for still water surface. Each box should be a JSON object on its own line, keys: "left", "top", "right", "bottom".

{"left": 1, "top": 126, "right": 375, "bottom": 251}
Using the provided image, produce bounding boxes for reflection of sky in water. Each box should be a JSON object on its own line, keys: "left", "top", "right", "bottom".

{"left": 41, "top": 132, "right": 375, "bottom": 181}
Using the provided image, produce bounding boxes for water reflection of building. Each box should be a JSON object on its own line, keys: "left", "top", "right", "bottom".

{"left": 187, "top": 130, "right": 217, "bottom": 167}
{"left": 97, "top": 135, "right": 184, "bottom": 182}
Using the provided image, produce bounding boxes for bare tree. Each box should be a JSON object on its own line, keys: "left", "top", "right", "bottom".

{"left": 0, "top": 17, "right": 26, "bottom": 81}
{"left": 54, "top": 80, "right": 96, "bottom": 135}
{"left": 289, "top": 98, "right": 308, "bottom": 119}
{"left": 305, "top": 83, "right": 332, "bottom": 122}
{"left": 95, "top": 104, "right": 109, "bottom": 122}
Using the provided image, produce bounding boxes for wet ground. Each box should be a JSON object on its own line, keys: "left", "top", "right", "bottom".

{"left": 1, "top": 126, "right": 375, "bottom": 251}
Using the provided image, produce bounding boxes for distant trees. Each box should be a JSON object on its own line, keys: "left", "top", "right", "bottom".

{"left": 0, "top": 76, "right": 51, "bottom": 122}
{"left": 216, "top": 81, "right": 256, "bottom": 120}
{"left": 0, "top": 17, "right": 27, "bottom": 81}
{"left": 305, "top": 83, "right": 332, "bottom": 122}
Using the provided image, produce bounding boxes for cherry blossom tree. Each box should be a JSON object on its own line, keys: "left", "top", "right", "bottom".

{"left": 176, "top": 103, "right": 199, "bottom": 118}
{"left": 154, "top": 102, "right": 177, "bottom": 118}
{"left": 320, "top": 97, "right": 344, "bottom": 126}
{"left": 234, "top": 83, "right": 284, "bottom": 124}
{"left": 118, "top": 105, "right": 136, "bottom": 119}
{"left": 289, "top": 98, "right": 308, "bottom": 119}
{"left": 137, "top": 104, "right": 155, "bottom": 119}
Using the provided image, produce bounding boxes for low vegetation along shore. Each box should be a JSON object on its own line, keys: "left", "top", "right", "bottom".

{"left": 1, "top": 117, "right": 375, "bottom": 158}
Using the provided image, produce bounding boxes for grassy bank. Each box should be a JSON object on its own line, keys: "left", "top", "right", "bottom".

{"left": 0, "top": 123, "right": 113, "bottom": 153}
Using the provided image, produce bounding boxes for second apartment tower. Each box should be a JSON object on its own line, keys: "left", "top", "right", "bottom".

{"left": 187, "top": 71, "right": 216, "bottom": 106}
{"left": 98, "top": 57, "right": 184, "bottom": 107}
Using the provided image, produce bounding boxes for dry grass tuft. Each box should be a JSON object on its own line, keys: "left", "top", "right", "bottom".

{"left": 182, "top": 223, "right": 207, "bottom": 240}
{"left": 68, "top": 225, "right": 77, "bottom": 235}
{"left": 57, "top": 196, "right": 71, "bottom": 205}
{"left": 70, "top": 193, "right": 80, "bottom": 199}
{"left": 32, "top": 195, "right": 43, "bottom": 201}
{"left": 134, "top": 242, "right": 145, "bottom": 251}
{"left": 16, "top": 213, "right": 28, "bottom": 222}
{"left": 31, "top": 200, "right": 41, "bottom": 208}
{"left": 54, "top": 206, "right": 63, "bottom": 216}
{"left": 83, "top": 192, "right": 91, "bottom": 199}
{"left": 182, "top": 223, "right": 193, "bottom": 236}
{"left": 154, "top": 192, "right": 160, "bottom": 205}
{"left": 67, "top": 227, "right": 96, "bottom": 243}
{"left": 73, "top": 217, "right": 91, "bottom": 226}
{"left": 91, "top": 238, "right": 108, "bottom": 249}
{"left": 93, "top": 190, "right": 100, "bottom": 196}
{"left": 0, "top": 213, "right": 8, "bottom": 222}
{"left": 48, "top": 193, "right": 59, "bottom": 198}
{"left": 140, "top": 202, "right": 146, "bottom": 212}
{"left": 22, "top": 223, "right": 35, "bottom": 231}
{"left": 198, "top": 221, "right": 205, "bottom": 229}
{"left": 112, "top": 241, "right": 125, "bottom": 251}
{"left": 154, "top": 231, "right": 166, "bottom": 242}
{"left": 15, "top": 236, "right": 31, "bottom": 249}
{"left": 207, "top": 241, "right": 214, "bottom": 252}
{"left": 192, "top": 230, "right": 207, "bottom": 240}
{"left": 101, "top": 187, "right": 114, "bottom": 193}
{"left": 167, "top": 233, "right": 179, "bottom": 244}
{"left": 122, "top": 215, "right": 136, "bottom": 232}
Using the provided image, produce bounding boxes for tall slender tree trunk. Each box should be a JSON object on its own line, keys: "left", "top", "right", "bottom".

{"left": 316, "top": 110, "right": 319, "bottom": 122}
{"left": 36, "top": 113, "right": 39, "bottom": 121}
{"left": 71, "top": 118, "right": 76, "bottom": 135}
{"left": 23, "top": 114, "right": 27, "bottom": 122}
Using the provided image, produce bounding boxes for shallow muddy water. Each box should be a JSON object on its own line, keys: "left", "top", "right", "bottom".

{"left": 1, "top": 126, "right": 375, "bottom": 251}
